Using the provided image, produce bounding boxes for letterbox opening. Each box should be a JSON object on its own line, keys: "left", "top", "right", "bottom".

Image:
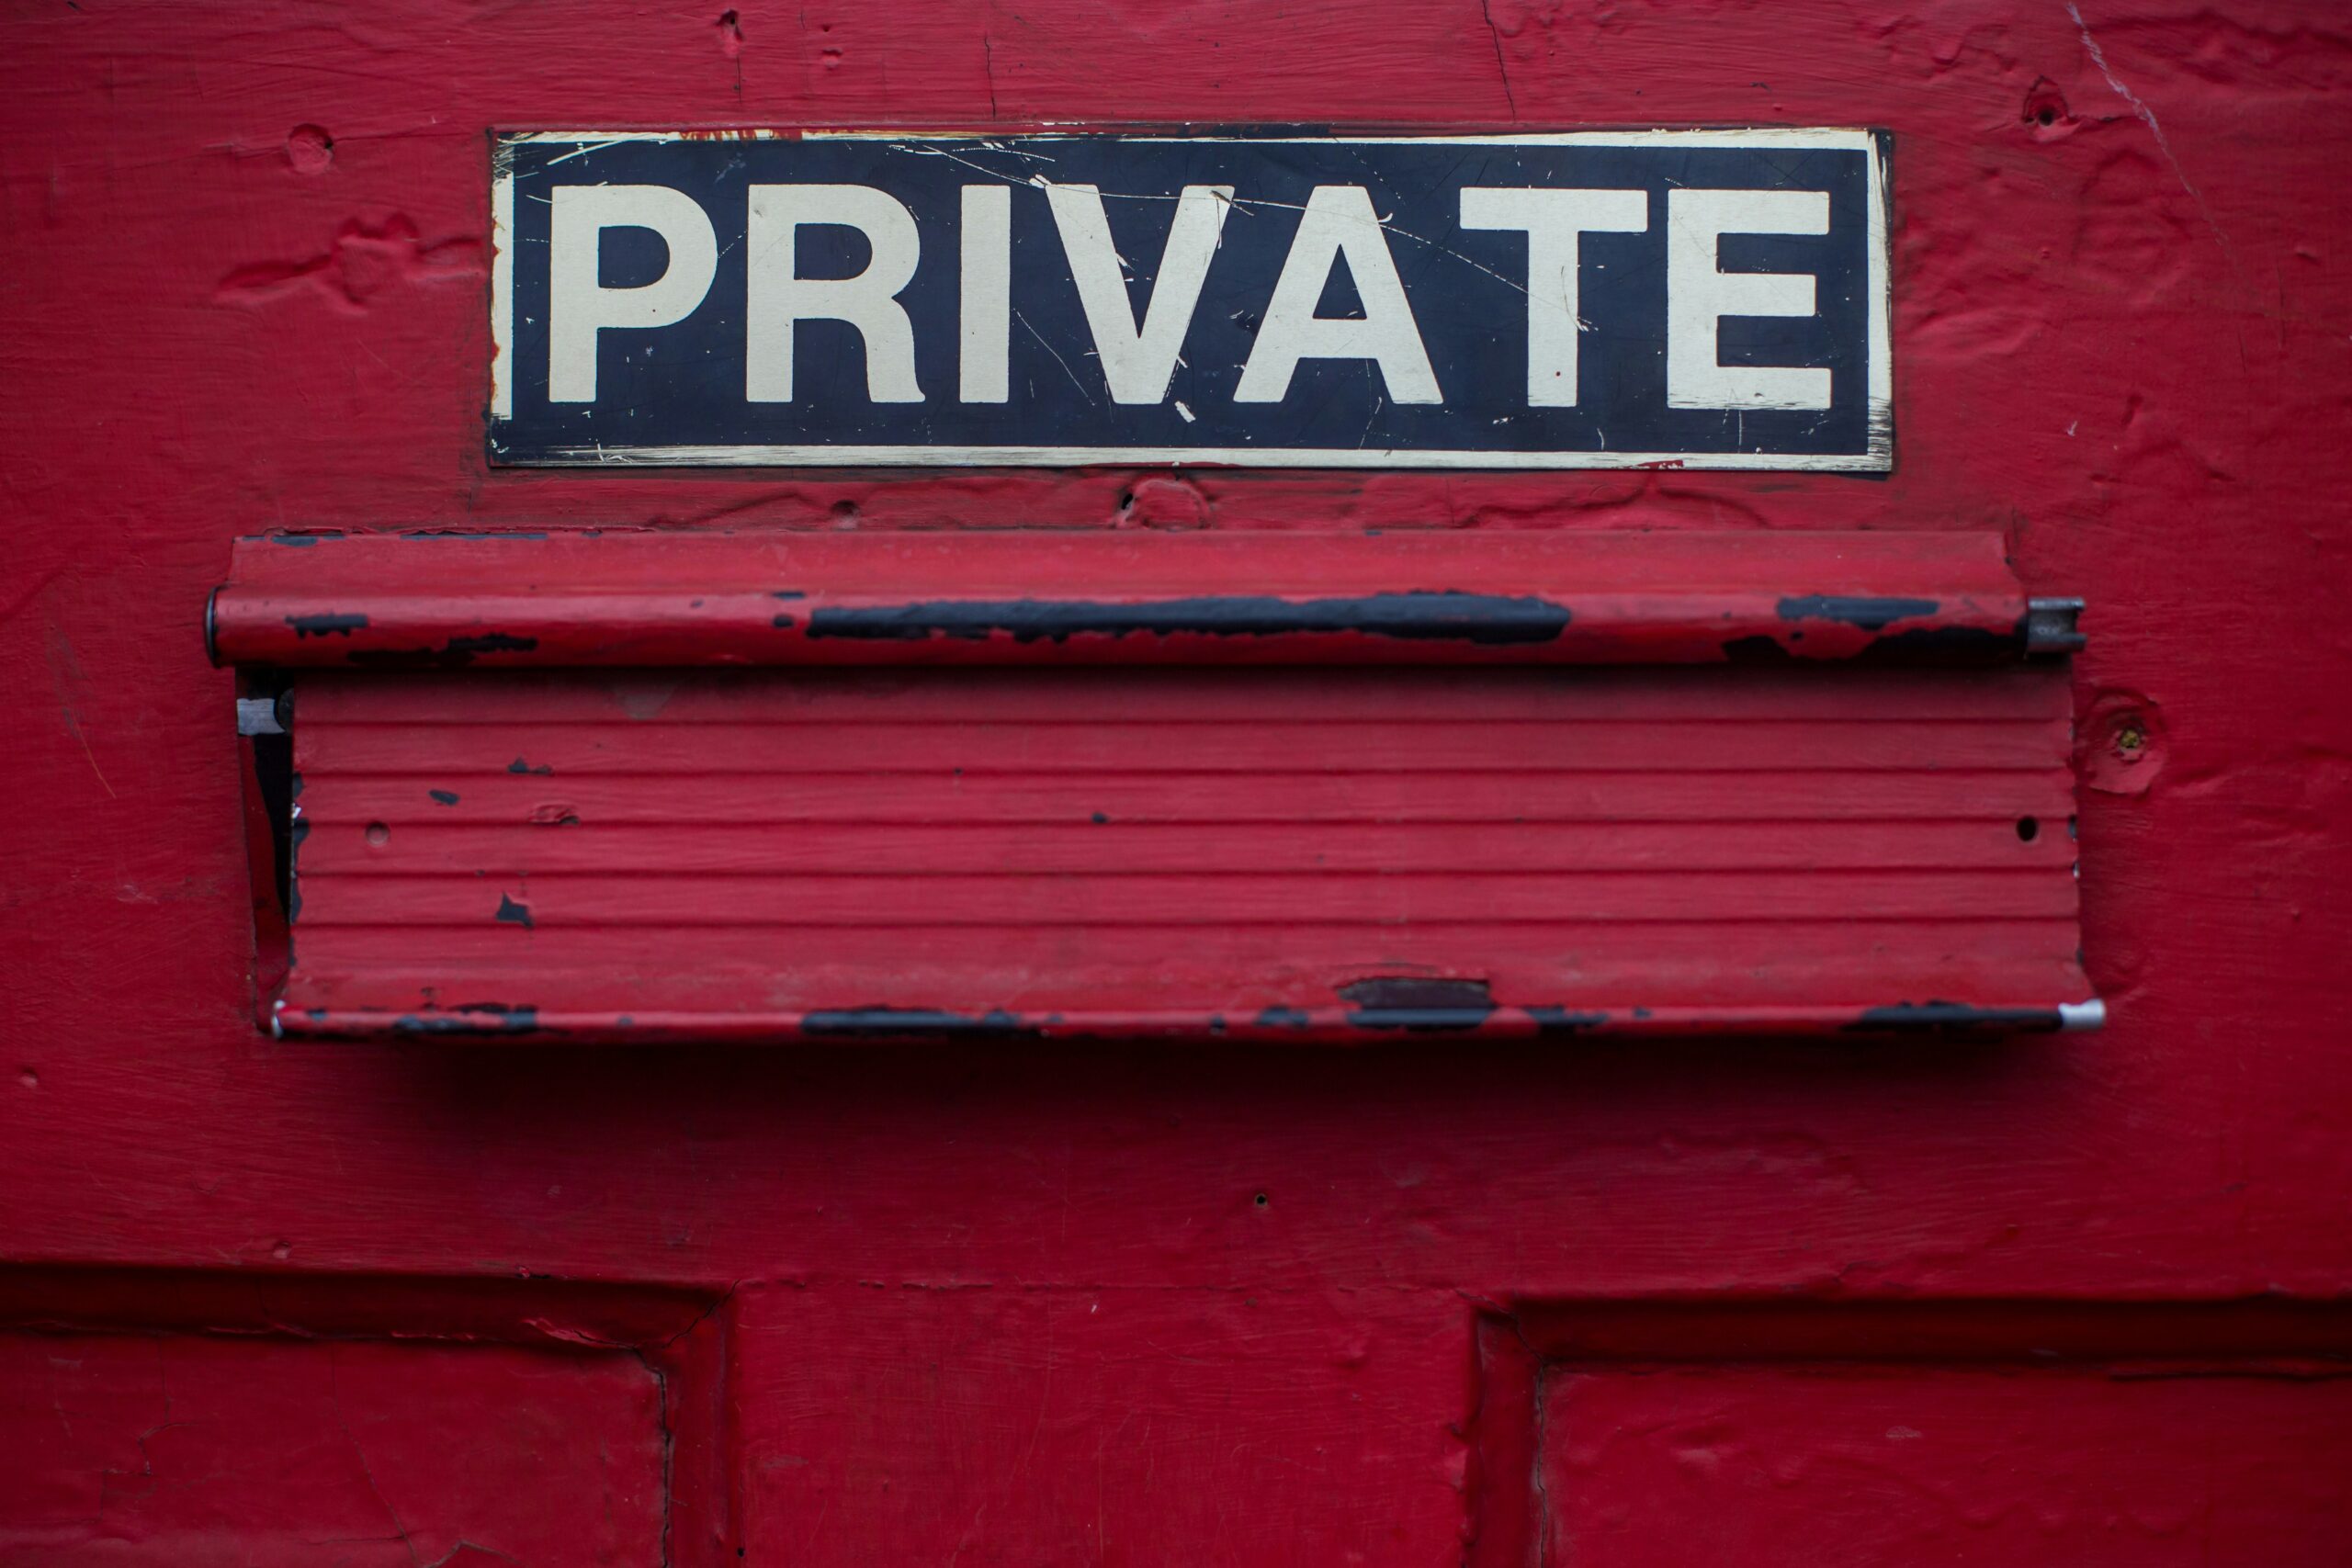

{"left": 209, "top": 528, "right": 2098, "bottom": 1043}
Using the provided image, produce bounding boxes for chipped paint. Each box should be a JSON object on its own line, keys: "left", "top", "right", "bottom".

{"left": 803, "top": 591, "right": 1573, "bottom": 645}
{"left": 284, "top": 611, "right": 368, "bottom": 637}
{"left": 207, "top": 530, "right": 2045, "bottom": 667}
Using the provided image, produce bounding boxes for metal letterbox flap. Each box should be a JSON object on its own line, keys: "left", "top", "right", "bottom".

{"left": 211, "top": 530, "right": 2098, "bottom": 1042}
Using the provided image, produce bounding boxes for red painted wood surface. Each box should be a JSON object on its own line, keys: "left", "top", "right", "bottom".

{"left": 6, "top": 1, "right": 2352, "bottom": 1564}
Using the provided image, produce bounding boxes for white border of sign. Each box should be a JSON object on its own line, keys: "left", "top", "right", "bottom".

{"left": 490, "top": 128, "right": 1893, "bottom": 471}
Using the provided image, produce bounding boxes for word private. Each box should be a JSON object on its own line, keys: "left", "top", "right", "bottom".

{"left": 490, "top": 129, "right": 1890, "bottom": 470}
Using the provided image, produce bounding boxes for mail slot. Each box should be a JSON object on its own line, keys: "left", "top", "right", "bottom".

{"left": 209, "top": 528, "right": 2095, "bottom": 1042}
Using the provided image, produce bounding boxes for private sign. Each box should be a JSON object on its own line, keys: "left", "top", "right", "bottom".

{"left": 489, "top": 129, "right": 1890, "bottom": 470}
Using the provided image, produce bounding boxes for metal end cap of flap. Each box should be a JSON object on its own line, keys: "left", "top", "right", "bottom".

{"left": 2026, "top": 597, "right": 2087, "bottom": 655}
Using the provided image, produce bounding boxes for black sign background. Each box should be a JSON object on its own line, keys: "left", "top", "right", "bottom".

{"left": 490, "top": 130, "right": 1889, "bottom": 468}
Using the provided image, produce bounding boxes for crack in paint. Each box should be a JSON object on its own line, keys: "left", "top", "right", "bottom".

{"left": 2066, "top": 2, "right": 2242, "bottom": 274}
{"left": 1479, "top": 0, "right": 1520, "bottom": 120}
{"left": 884, "top": 141, "right": 1544, "bottom": 306}
{"left": 329, "top": 1348, "right": 422, "bottom": 1567}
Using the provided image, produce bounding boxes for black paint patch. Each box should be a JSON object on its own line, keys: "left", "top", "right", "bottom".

{"left": 346, "top": 632, "right": 540, "bottom": 669}
{"left": 508, "top": 758, "right": 554, "bottom": 775}
{"left": 1254, "top": 1007, "right": 1312, "bottom": 1030}
{"left": 1775, "top": 595, "right": 1939, "bottom": 631}
{"left": 771, "top": 613, "right": 796, "bottom": 629}
{"left": 285, "top": 815, "right": 309, "bottom": 922}
{"left": 287, "top": 611, "right": 368, "bottom": 637}
{"left": 391, "top": 1003, "right": 542, "bottom": 1036}
{"left": 494, "top": 894, "right": 535, "bottom": 929}
{"left": 1343, "top": 1008, "right": 1499, "bottom": 1033}
{"left": 807, "top": 592, "right": 1569, "bottom": 646}
{"left": 1846, "top": 1001, "right": 2062, "bottom": 1033}
{"left": 1526, "top": 1006, "right": 1611, "bottom": 1033}
{"left": 446, "top": 632, "right": 537, "bottom": 658}
{"left": 799, "top": 1007, "right": 1046, "bottom": 1039}
{"left": 1338, "top": 976, "right": 1496, "bottom": 1012}
{"left": 428, "top": 788, "right": 460, "bottom": 806}
{"left": 1720, "top": 634, "right": 1799, "bottom": 664}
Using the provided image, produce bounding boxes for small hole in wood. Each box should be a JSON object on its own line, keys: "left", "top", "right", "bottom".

{"left": 2016, "top": 816, "right": 2040, "bottom": 842}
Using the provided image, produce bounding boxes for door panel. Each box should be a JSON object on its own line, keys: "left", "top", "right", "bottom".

{"left": 0, "top": 1333, "right": 664, "bottom": 1567}
{"left": 1546, "top": 1365, "right": 2352, "bottom": 1565}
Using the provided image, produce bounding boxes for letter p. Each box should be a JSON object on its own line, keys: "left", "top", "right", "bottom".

{"left": 547, "top": 185, "right": 718, "bottom": 403}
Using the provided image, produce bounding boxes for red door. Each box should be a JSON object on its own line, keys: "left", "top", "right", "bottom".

{"left": 6, "top": 4, "right": 2350, "bottom": 1565}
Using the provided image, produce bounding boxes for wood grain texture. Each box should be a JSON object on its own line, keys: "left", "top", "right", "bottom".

{"left": 4, "top": 0, "right": 2351, "bottom": 1562}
